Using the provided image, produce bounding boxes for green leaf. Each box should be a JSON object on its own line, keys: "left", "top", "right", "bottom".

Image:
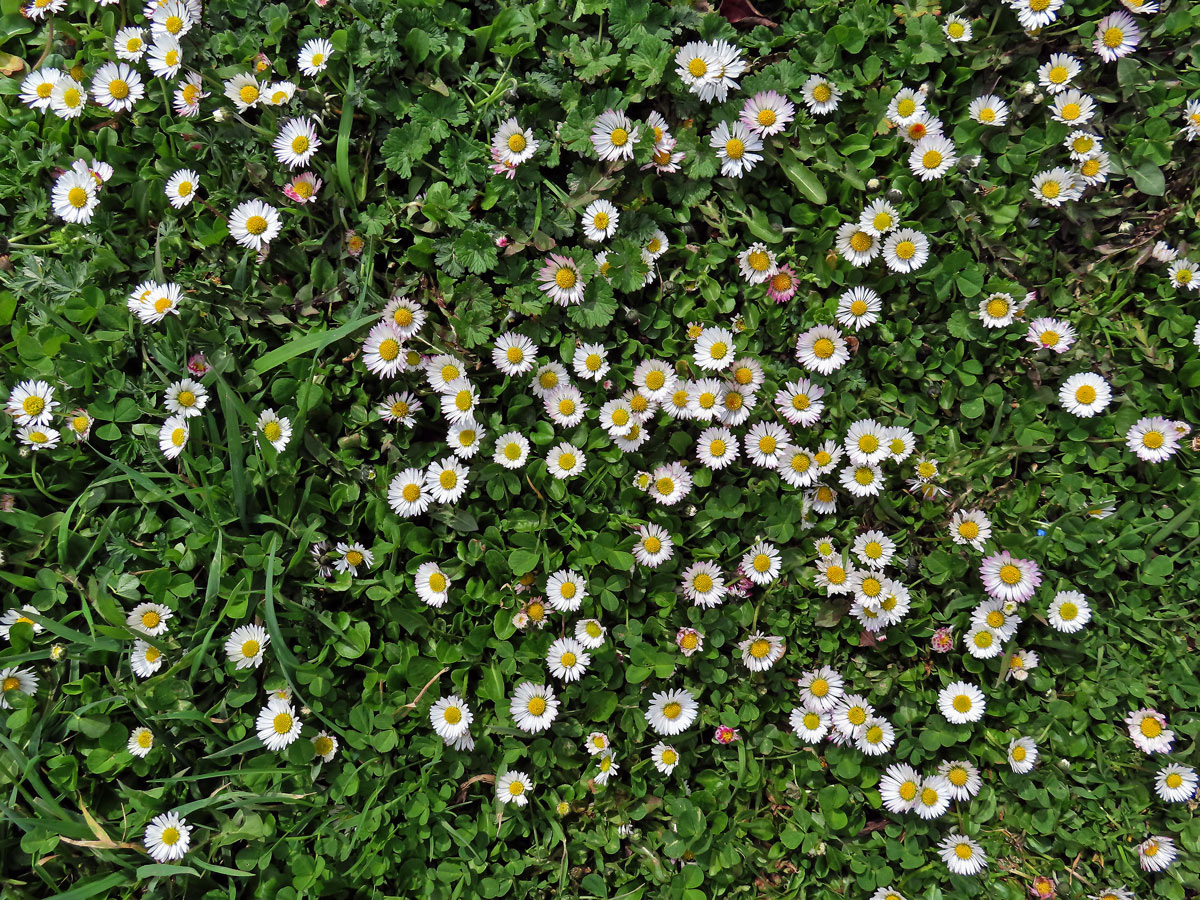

{"left": 780, "top": 149, "right": 827, "bottom": 205}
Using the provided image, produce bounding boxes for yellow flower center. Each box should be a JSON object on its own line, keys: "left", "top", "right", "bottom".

{"left": 508, "top": 780, "right": 524, "bottom": 795}
{"left": 586, "top": 622, "right": 601, "bottom": 637}
{"left": 592, "top": 211, "right": 609, "bottom": 230}
{"left": 999, "top": 563, "right": 1022, "bottom": 585}
{"left": 272, "top": 712, "right": 293, "bottom": 734}
{"left": 954, "top": 843, "right": 973, "bottom": 860}
{"left": 680, "top": 632, "right": 697, "bottom": 649}
{"left": 345, "top": 550, "right": 364, "bottom": 566}
{"left": 656, "top": 477, "right": 674, "bottom": 495}
{"left": 161, "top": 826, "right": 180, "bottom": 845}
{"left": 311, "top": 53, "right": 325, "bottom": 66}
{"left": 952, "top": 695, "right": 971, "bottom": 713}
{"left": 693, "top": 573, "right": 714, "bottom": 594}
{"left": 849, "top": 231, "right": 872, "bottom": 253}
{"left": 240, "top": 84, "right": 260, "bottom": 104}
{"left": 241, "top": 639, "right": 260, "bottom": 657}
{"left": 609, "top": 127, "right": 629, "bottom": 147}
{"left": 974, "top": 631, "right": 993, "bottom": 648}
{"left": 63, "top": 88, "right": 81, "bottom": 107}
{"left": 864, "top": 541, "right": 882, "bottom": 559}
{"left": 1041, "top": 180, "right": 1061, "bottom": 199}
{"left": 245, "top": 215, "right": 269, "bottom": 235}
{"left": 1166, "top": 773, "right": 1183, "bottom": 788}
{"left": 291, "top": 135, "right": 310, "bottom": 154}
{"left": 770, "top": 272, "right": 793, "bottom": 293}
{"left": 2, "top": 677, "right": 19, "bottom": 692}
{"left": 1081, "top": 159, "right": 1101, "bottom": 177}
{"left": 1012, "top": 745, "right": 1027, "bottom": 761}
{"left": 1049, "top": 65, "right": 1068, "bottom": 83}
{"left": 987, "top": 298, "right": 1010, "bottom": 318}
{"left": 661, "top": 749, "right": 677, "bottom": 764}
{"left": 137, "top": 730, "right": 153, "bottom": 748}
{"left": 865, "top": 725, "right": 883, "bottom": 743}
{"left": 812, "top": 83, "right": 832, "bottom": 103}
{"left": 1103, "top": 27, "right": 1124, "bottom": 48}
{"left": 165, "top": 50, "right": 180, "bottom": 67}
{"left": 895, "top": 240, "right": 916, "bottom": 260}
{"left": 812, "top": 338, "right": 836, "bottom": 359}
{"left": 558, "top": 452, "right": 577, "bottom": 471}
{"left": 1143, "top": 842, "right": 1158, "bottom": 856}
{"left": 861, "top": 577, "right": 882, "bottom": 597}
{"left": 441, "top": 705, "right": 462, "bottom": 724}
{"left": 142, "top": 611, "right": 162, "bottom": 629}
{"left": 165, "top": 14, "right": 183, "bottom": 33}
{"left": 896, "top": 98, "right": 916, "bottom": 118}
{"left": 109, "top": 79, "right": 130, "bottom": 100}
{"left": 1060, "top": 102, "right": 1081, "bottom": 121}
{"left": 585, "top": 353, "right": 602, "bottom": 371}
{"left": 791, "top": 453, "right": 812, "bottom": 473}
{"left": 561, "top": 652, "right": 577, "bottom": 668}
{"left": 528, "top": 602, "right": 545, "bottom": 621}
{"left": 170, "top": 428, "right": 186, "bottom": 446}
{"left": 948, "top": 22, "right": 964, "bottom": 37}
{"left": 664, "top": 702, "right": 682, "bottom": 719}
{"left": 1142, "top": 430, "right": 1164, "bottom": 449}
{"left": 725, "top": 138, "right": 745, "bottom": 159}
{"left": 709, "top": 439, "right": 727, "bottom": 457}
{"left": 554, "top": 267, "right": 576, "bottom": 289}
{"left": 847, "top": 706, "right": 867, "bottom": 726}
{"left": 378, "top": 339, "right": 400, "bottom": 361}
{"left": 948, "top": 767, "right": 968, "bottom": 786}
{"left": 749, "top": 639, "right": 771, "bottom": 659}
{"left": 439, "top": 470, "right": 458, "bottom": 490}
{"left": 424, "top": 572, "right": 445, "bottom": 593}
{"left": 400, "top": 483, "right": 421, "bottom": 503}
{"left": 263, "top": 421, "right": 283, "bottom": 442}
{"left": 753, "top": 553, "right": 772, "bottom": 573}
{"left": 507, "top": 132, "right": 527, "bottom": 153}
{"left": 68, "top": 187, "right": 89, "bottom": 209}
{"left": 314, "top": 736, "right": 334, "bottom": 756}
{"left": 757, "top": 108, "right": 777, "bottom": 127}
{"left": 37, "top": 82, "right": 54, "bottom": 98}
{"left": 22, "top": 396, "right": 46, "bottom": 416}
{"left": 986, "top": 611, "right": 1005, "bottom": 628}
{"left": 1139, "top": 717, "right": 1164, "bottom": 738}
{"left": 854, "top": 467, "right": 874, "bottom": 486}
{"left": 917, "top": 461, "right": 936, "bottom": 478}
{"left": 922, "top": 150, "right": 943, "bottom": 169}
{"left": 1074, "top": 385, "right": 1097, "bottom": 404}
{"left": 455, "top": 390, "right": 473, "bottom": 412}
{"left": 899, "top": 781, "right": 918, "bottom": 801}
{"left": 688, "top": 58, "right": 708, "bottom": 78}
{"left": 527, "top": 697, "right": 547, "bottom": 716}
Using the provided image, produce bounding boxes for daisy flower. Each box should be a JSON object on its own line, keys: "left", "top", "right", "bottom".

{"left": 1038, "top": 53, "right": 1080, "bottom": 93}
{"left": 648, "top": 462, "right": 692, "bottom": 505}
{"left": 853, "top": 530, "right": 895, "bottom": 569}
{"left": 257, "top": 698, "right": 302, "bottom": 751}
{"left": 766, "top": 265, "right": 799, "bottom": 302}
{"left": 645, "top": 688, "right": 699, "bottom": 736}
{"left": 510, "top": 682, "right": 558, "bottom": 733}
{"left": 1047, "top": 590, "right": 1091, "bottom": 633}
{"left": 710, "top": 121, "right": 763, "bottom": 178}
{"left": 832, "top": 694, "right": 874, "bottom": 739}
{"left": 18, "top": 424, "right": 59, "bottom": 451}
{"left": 7, "top": 380, "right": 58, "bottom": 427}
{"left": 633, "top": 359, "right": 676, "bottom": 400}
{"left": 414, "top": 562, "right": 451, "bottom": 608}
{"left": 676, "top": 41, "right": 719, "bottom": 90}
{"left": 1005, "top": 648, "right": 1039, "bottom": 681}
{"left": 575, "top": 618, "right": 606, "bottom": 649}
{"left": 856, "top": 716, "right": 895, "bottom": 755}
{"left": 909, "top": 135, "right": 956, "bottom": 181}
{"left": 879, "top": 763, "right": 921, "bottom": 813}
{"left": 944, "top": 14, "right": 972, "bottom": 41}
{"left": 790, "top": 707, "right": 831, "bottom": 744}
{"left": 886, "top": 87, "right": 925, "bottom": 125}
{"left": 938, "top": 681, "right": 986, "bottom": 724}
{"left": 430, "top": 694, "right": 472, "bottom": 741}
{"left": 427, "top": 354, "right": 467, "bottom": 391}
{"left": 1058, "top": 373, "right": 1112, "bottom": 418}
{"left": 127, "top": 602, "right": 172, "bottom": 637}
{"left": 594, "top": 752, "right": 619, "bottom": 785}
{"left": 150, "top": 0, "right": 193, "bottom": 39}
{"left": 1031, "top": 168, "right": 1082, "bottom": 206}
{"left": 1093, "top": 11, "right": 1140, "bottom": 62}
{"left": 283, "top": 171, "right": 322, "bottom": 204}
{"left": 225, "top": 624, "right": 269, "bottom": 669}
{"left": 158, "top": 414, "right": 189, "bottom": 460}
{"left": 840, "top": 462, "right": 884, "bottom": 498}
{"left": 693, "top": 426, "right": 735, "bottom": 471}
{"left": 298, "top": 38, "right": 333, "bottom": 76}
{"left": 1155, "top": 764, "right": 1197, "bottom": 803}
{"left": 545, "top": 570, "right": 587, "bottom": 613}
{"left": 740, "top": 633, "right": 785, "bottom": 672}
{"left": 815, "top": 555, "right": 853, "bottom": 595}
{"left": 1169, "top": 259, "right": 1199, "bottom": 291}
{"left": 801, "top": 74, "right": 841, "bottom": 115}
{"left": 264, "top": 80, "right": 297, "bottom": 106}
{"left": 92, "top": 62, "right": 145, "bottom": 113}
{"left": 380, "top": 295, "right": 426, "bottom": 338}
{"left": 546, "top": 442, "right": 585, "bottom": 479}
{"left": 1182, "top": 100, "right": 1200, "bottom": 141}
{"left": 20, "top": 68, "right": 62, "bottom": 111}
{"left": 737, "top": 243, "right": 777, "bottom": 284}
{"left": 496, "top": 771, "right": 532, "bottom": 806}
{"left": 1126, "top": 708, "right": 1174, "bottom": 754}
{"left": 742, "top": 541, "right": 781, "bottom": 585}
{"left": 51, "top": 169, "right": 98, "bottom": 224}
{"left": 224, "top": 72, "right": 262, "bottom": 111}
{"left": 969, "top": 94, "right": 1009, "bottom": 126}
{"left": 651, "top": 742, "right": 680, "bottom": 774}
{"left": 681, "top": 561, "right": 725, "bottom": 608}
{"left": 1126, "top": 416, "right": 1180, "bottom": 463}
{"left": 945, "top": 511, "right": 993, "bottom": 554}
{"left": 333, "top": 541, "right": 373, "bottom": 577}
{"left": 572, "top": 342, "right": 609, "bottom": 381}
{"left": 837, "top": 286, "right": 882, "bottom": 329}
{"left": 1008, "top": 736, "right": 1038, "bottom": 773}
{"left": 537, "top": 254, "right": 585, "bottom": 306}
{"left": 0, "top": 606, "right": 42, "bottom": 641}
{"left": 131, "top": 640, "right": 165, "bottom": 678}
{"left": 745, "top": 421, "right": 792, "bottom": 468}
{"left": 775, "top": 379, "right": 825, "bottom": 427}
{"left": 581, "top": 199, "right": 619, "bottom": 241}
{"left": 1026, "top": 317, "right": 1075, "bottom": 352}
{"left": 388, "top": 468, "right": 432, "bottom": 517}
{"left": 675, "top": 626, "right": 703, "bottom": 657}
{"left": 547, "top": 637, "right": 590, "bottom": 682}
{"left": 939, "top": 760, "right": 982, "bottom": 800}
{"left": 544, "top": 385, "right": 585, "bottom": 427}
{"left": 795, "top": 326, "right": 850, "bottom": 375}
{"left": 362, "top": 323, "right": 406, "bottom": 378}
{"left": 939, "top": 833, "right": 986, "bottom": 876}
{"left": 144, "top": 812, "right": 191, "bottom": 862}
{"left": 493, "top": 431, "right": 530, "bottom": 470}
{"left": 779, "top": 447, "right": 819, "bottom": 488}
{"left": 273, "top": 118, "right": 321, "bottom": 169}
{"left": 228, "top": 199, "right": 281, "bottom": 251}
{"left": 979, "top": 551, "right": 1041, "bottom": 602}
{"left": 591, "top": 109, "right": 638, "bottom": 162}
{"left": 1012, "top": 0, "right": 1063, "bottom": 28}
{"left": 1137, "top": 835, "right": 1176, "bottom": 872}
{"left": 491, "top": 332, "right": 537, "bottom": 378}
{"left": 836, "top": 222, "right": 880, "bottom": 266}
{"left": 426, "top": 457, "right": 469, "bottom": 503}
{"left": 964, "top": 625, "right": 1003, "bottom": 659}
{"left": 164, "top": 168, "right": 199, "bottom": 209}
{"left": 492, "top": 117, "right": 538, "bottom": 166}
{"left": 846, "top": 419, "right": 890, "bottom": 465}
{"left": 883, "top": 229, "right": 930, "bottom": 273}
{"left": 698, "top": 39, "right": 745, "bottom": 103}
{"left": 741, "top": 90, "right": 795, "bottom": 135}
{"left": 1050, "top": 90, "right": 1096, "bottom": 126}
{"left": 163, "top": 378, "right": 207, "bottom": 418}
{"left": 644, "top": 229, "right": 669, "bottom": 261}
{"left": 128, "top": 726, "right": 154, "bottom": 757}
{"left": 312, "top": 732, "right": 338, "bottom": 762}
{"left": 49, "top": 75, "right": 88, "bottom": 119}
{"left": 173, "top": 70, "right": 206, "bottom": 115}
{"left": 257, "top": 409, "right": 292, "bottom": 452}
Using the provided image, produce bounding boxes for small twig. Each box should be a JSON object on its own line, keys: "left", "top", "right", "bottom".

{"left": 397, "top": 666, "right": 449, "bottom": 714}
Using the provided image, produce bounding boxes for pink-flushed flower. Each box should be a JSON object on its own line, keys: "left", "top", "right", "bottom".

{"left": 676, "top": 626, "right": 704, "bottom": 657}
{"left": 641, "top": 137, "right": 686, "bottom": 174}
{"left": 1029, "top": 875, "right": 1056, "bottom": 900}
{"left": 345, "top": 229, "right": 364, "bottom": 257}
{"left": 727, "top": 574, "right": 755, "bottom": 598}
{"left": 739, "top": 90, "right": 795, "bottom": 136}
{"left": 186, "top": 353, "right": 210, "bottom": 377}
{"left": 712, "top": 725, "right": 740, "bottom": 745}
{"left": 495, "top": 235, "right": 509, "bottom": 248}
{"left": 536, "top": 254, "right": 585, "bottom": 306}
{"left": 1093, "top": 10, "right": 1141, "bottom": 63}
{"left": 979, "top": 551, "right": 1041, "bottom": 603}
{"left": 283, "top": 171, "right": 322, "bottom": 204}
{"left": 931, "top": 627, "right": 954, "bottom": 653}
{"left": 766, "top": 264, "right": 799, "bottom": 303}
{"left": 489, "top": 146, "right": 519, "bottom": 180}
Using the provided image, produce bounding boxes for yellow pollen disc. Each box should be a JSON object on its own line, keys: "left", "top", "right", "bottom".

{"left": 849, "top": 231, "right": 872, "bottom": 253}
{"left": 170, "top": 428, "right": 186, "bottom": 446}
{"left": 987, "top": 298, "right": 1010, "bottom": 318}
{"left": 439, "top": 470, "right": 458, "bottom": 490}
{"left": 161, "top": 827, "right": 180, "bottom": 845}
{"left": 137, "top": 731, "right": 153, "bottom": 747}
{"left": 899, "top": 781, "right": 917, "bottom": 800}
{"left": 656, "top": 477, "right": 674, "bottom": 495}
{"left": 585, "top": 354, "right": 602, "bottom": 371}
{"left": 64, "top": 88, "right": 81, "bottom": 106}
{"left": 662, "top": 749, "right": 677, "bottom": 764}
{"left": 560, "top": 652, "right": 576, "bottom": 667}
{"left": 688, "top": 58, "right": 707, "bottom": 77}
{"left": 165, "top": 50, "right": 180, "bottom": 66}
{"left": 428, "top": 573, "right": 446, "bottom": 593}
{"left": 753, "top": 553, "right": 771, "bottom": 572}
{"left": 263, "top": 422, "right": 283, "bottom": 442}
{"left": 240, "top": 84, "right": 260, "bottom": 104}
{"left": 980, "top": 108, "right": 995, "bottom": 123}
{"left": 663, "top": 702, "right": 682, "bottom": 719}
{"left": 1142, "top": 430, "right": 1164, "bottom": 449}
{"left": 813, "top": 338, "right": 835, "bottom": 359}
{"left": 528, "top": 603, "right": 544, "bottom": 620}
{"left": 314, "top": 736, "right": 333, "bottom": 755}
{"left": 1103, "top": 27, "right": 1123, "bottom": 48}
{"left": 242, "top": 639, "right": 260, "bottom": 657}
{"left": 791, "top": 454, "right": 811, "bottom": 473}
{"left": 68, "top": 187, "right": 89, "bottom": 208}
{"left": 609, "top": 127, "right": 629, "bottom": 147}
{"left": 850, "top": 300, "right": 868, "bottom": 316}
{"left": 507, "top": 133, "right": 526, "bottom": 153}
{"left": 1049, "top": 66, "right": 1068, "bottom": 83}
{"left": 813, "top": 84, "right": 832, "bottom": 103}
{"left": 291, "top": 135, "right": 310, "bottom": 154}
{"left": 770, "top": 272, "right": 792, "bottom": 291}
{"left": 1061, "top": 103, "right": 1080, "bottom": 120}
{"left": 1166, "top": 773, "right": 1183, "bottom": 788}
{"left": 693, "top": 573, "right": 714, "bottom": 594}
{"left": 757, "top": 108, "right": 776, "bottom": 127}
{"left": 142, "top": 611, "right": 161, "bottom": 628}
{"left": 948, "top": 22, "right": 964, "bottom": 37}
{"left": 508, "top": 781, "right": 524, "bottom": 795}
{"left": 402, "top": 483, "right": 421, "bottom": 502}
{"left": 273, "top": 712, "right": 293, "bottom": 734}
{"left": 922, "top": 150, "right": 943, "bottom": 169}
{"left": 865, "top": 725, "right": 883, "bottom": 743}
{"left": 245, "top": 215, "right": 268, "bottom": 235}
{"left": 986, "top": 611, "right": 1004, "bottom": 628}
{"left": 109, "top": 79, "right": 130, "bottom": 100}
{"left": 2, "top": 677, "right": 20, "bottom": 691}
{"left": 748, "top": 250, "right": 770, "bottom": 271}
{"left": 145, "top": 646, "right": 162, "bottom": 662}
{"left": 749, "top": 639, "right": 770, "bottom": 659}
{"left": 827, "top": 566, "right": 845, "bottom": 583}
{"left": 1059, "top": 603, "right": 1078, "bottom": 620}
{"left": 811, "top": 679, "right": 829, "bottom": 699}
{"left": 1012, "top": 745, "right": 1026, "bottom": 760}
{"left": 725, "top": 138, "right": 745, "bottom": 159}
{"left": 345, "top": 550, "right": 364, "bottom": 566}
{"left": 858, "top": 434, "right": 879, "bottom": 453}
{"left": 37, "top": 82, "right": 53, "bottom": 98}
{"left": 974, "top": 631, "right": 993, "bottom": 648}
{"left": 378, "top": 339, "right": 400, "bottom": 361}
{"left": 527, "top": 697, "right": 547, "bottom": 716}
{"left": 680, "top": 633, "right": 697, "bottom": 649}
{"left": 1081, "top": 159, "right": 1100, "bottom": 177}
{"left": 759, "top": 436, "right": 777, "bottom": 454}
{"left": 896, "top": 98, "right": 916, "bottom": 117}
{"left": 592, "top": 212, "right": 609, "bottom": 230}
{"left": 847, "top": 707, "right": 866, "bottom": 726}
{"left": 554, "top": 267, "right": 576, "bottom": 289}
{"left": 955, "top": 844, "right": 973, "bottom": 860}
{"left": 854, "top": 468, "right": 874, "bottom": 486}
{"left": 953, "top": 695, "right": 971, "bottom": 713}
{"left": 642, "top": 536, "right": 661, "bottom": 553}
{"left": 998, "top": 563, "right": 1022, "bottom": 585}
{"left": 896, "top": 240, "right": 916, "bottom": 259}
{"left": 311, "top": 53, "right": 324, "bottom": 66}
